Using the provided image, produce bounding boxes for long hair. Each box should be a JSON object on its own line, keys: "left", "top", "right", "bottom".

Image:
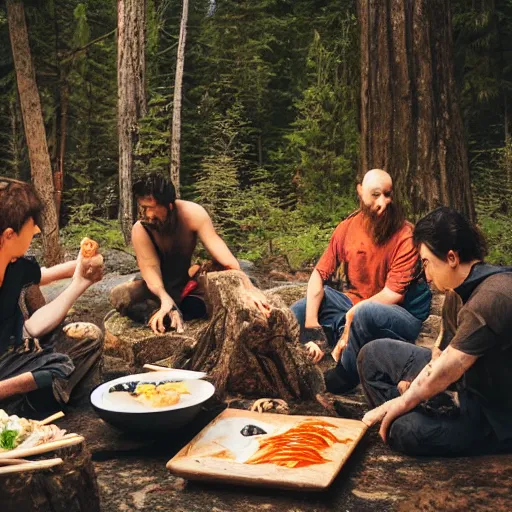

{"left": 133, "top": 173, "right": 176, "bottom": 206}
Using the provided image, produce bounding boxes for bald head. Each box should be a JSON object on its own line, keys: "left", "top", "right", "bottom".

{"left": 357, "top": 169, "right": 393, "bottom": 217}
{"left": 361, "top": 169, "right": 392, "bottom": 191}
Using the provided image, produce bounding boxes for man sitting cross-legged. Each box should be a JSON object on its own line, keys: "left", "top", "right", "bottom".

{"left": 360, "top": 207, "right": 512, "bottom": 456}
{"left": 0, "top": 179, "right": 104, "bottom": 415}
{"left": 110, "top": 173, "right": 269, "bottom": 334}
{"left": 291, "top": 169, "right": 431, "bottom": 394}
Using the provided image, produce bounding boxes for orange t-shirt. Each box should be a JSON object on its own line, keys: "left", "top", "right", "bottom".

{"left": 315, "top": 212, "right": 419, "bottom": 304}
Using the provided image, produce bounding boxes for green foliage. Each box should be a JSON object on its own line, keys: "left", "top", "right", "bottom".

{"left": 479, "top": 214, "right": 512, "bottom": 266}
{"left": 60, "top": 204, "right": 127, "bottom": 250}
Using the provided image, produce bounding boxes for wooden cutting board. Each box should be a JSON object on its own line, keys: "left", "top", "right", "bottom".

{"left": 167, "top": 408, "right": 367, "bottom": 491}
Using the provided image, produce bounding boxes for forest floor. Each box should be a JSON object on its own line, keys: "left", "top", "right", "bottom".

{"left": 41, "top": 252, "right": 512, "bottom": 512}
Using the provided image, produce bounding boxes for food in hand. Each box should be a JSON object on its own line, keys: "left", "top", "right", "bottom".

{"left": 108, "top": 380, "right": 190, "bottom": 408}
{"left": 0, "top": 409, "right": 66, "bottom": 452}
{"left": 245, "top": 419, "right": 352, "bottom": 468}
{"left": 79, "top": 237, "right": 103, "bottom": 281}
{"left": 80, "top": 237, "right": 99, "bottom": 258}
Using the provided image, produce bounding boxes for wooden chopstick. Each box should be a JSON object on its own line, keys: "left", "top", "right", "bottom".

{"left": 0, "top": 436, "right": 84, "bottom": 460}
{"left": 38, "top": 411, "right": 65, "bottom": 426}
{"left": 0, "top": 457, "right": 63, "bottom": 475}
{"left": 143, "top": 363, "right": 172, "bottom": 372}
{"left": 0, "top": 458, "right": 29, "bottom": 466}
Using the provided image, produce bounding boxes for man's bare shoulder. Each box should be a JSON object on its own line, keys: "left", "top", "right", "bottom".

{"left": 176, "top": 200, "right": 210, "bottom": 228}
{"left": 131, "top": 221, "right": 151, "bottom": 245}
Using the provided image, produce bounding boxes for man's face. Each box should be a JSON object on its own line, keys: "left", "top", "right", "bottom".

{"left": 419, "top": 244, "right": 462, "bottom": 293}
{"left": 137, "top": 196, "right": 172, "bottom": 233}
{"left": 358, "top": 181, "right": 393, "bottom": 217}
{"left": 1, "top": 217, "right": 40, "bottom": 262}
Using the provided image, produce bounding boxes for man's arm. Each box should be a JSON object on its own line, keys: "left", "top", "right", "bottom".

{"left": 0, "top": 373, "right": 37, "bottom": 401}
{"left": 40, "top": 260, "right": 77, "bottom": 286}
{"left": 332, "top": 286, "right": 403, "bottom": 361}
{"left": 362, "top": 346, "right": 477, "bottom": 441}
{"left": 194, "top": 206, "right": 240, "bottom": 270}
{"left": 193, "top": 205, "right": 271, "bottom": 317}
{"left": 24, "top": 255, "right": 102, "bottom": 338}
{"left": 304, "top": 269, "right": 325, "bottom": 328}
{"left": 131, "top": 222, "right": 183, "bottom": 334}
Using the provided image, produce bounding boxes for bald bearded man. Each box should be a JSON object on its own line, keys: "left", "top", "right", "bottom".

{"left": 291, "top": 170, "right": 431, "bottom": 394}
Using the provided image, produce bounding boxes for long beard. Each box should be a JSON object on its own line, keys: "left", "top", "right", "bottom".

{"left": 141, "top": 207, "right": 177, "bottom": 235}
{"left": 360, "top": 201, "right": 405, "bottom": 245}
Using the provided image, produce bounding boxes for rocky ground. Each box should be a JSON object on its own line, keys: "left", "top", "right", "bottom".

{"left": 40, "top": 251, "right": 512, "bottom": 512}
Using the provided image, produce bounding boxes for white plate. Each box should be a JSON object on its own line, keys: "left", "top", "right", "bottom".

{"left": 91, "top": 373, "right": 215, "bottom": 414}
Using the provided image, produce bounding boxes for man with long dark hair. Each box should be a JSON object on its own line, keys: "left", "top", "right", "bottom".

{"left": 360, "top": 207, "right": 512, "bottom": 455}
{"left": 291, "top": 169, "right": 431, "bottom": 394}
{"left": 110, "top": 173, "right": 269, "bottom": 334}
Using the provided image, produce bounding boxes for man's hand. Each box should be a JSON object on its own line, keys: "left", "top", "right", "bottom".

{"left": 305, "top": 341, "right": 325, "bottom": 363}
{"left": 362, "top": 396, "right": 408, "bottom": 443}
{"left": 332, "top": 306, "right": 355, "bottom": 362}
{"left": 73, "top": 252, "right": 103, "bottom": 286}
{"left": 247, "top": 289, "right": 272, "bottom": 318}
{"left": 149, "top": 299, "right": 184, "bottom": 335}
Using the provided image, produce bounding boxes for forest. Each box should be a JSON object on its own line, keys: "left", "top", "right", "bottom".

{"left": 1, "top": 0, "right": 511, "bottom": 268}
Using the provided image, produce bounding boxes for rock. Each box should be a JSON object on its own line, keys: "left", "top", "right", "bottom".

{"left": 417, "top": 314, "right": 441, "bottom": 348}
{"left": 430, "top": 290, "right": 445, "bottom": 316}
{"left": 103, "top": 311, "right": 205, "bottom": 370}
{"left": 103, "top": 249, "right": 138, "bottom": 275}
{"left": 265, "top": 284, "right": 308, "bottom": 308}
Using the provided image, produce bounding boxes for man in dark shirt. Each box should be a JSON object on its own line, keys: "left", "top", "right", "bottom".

{"left": 0, "top": 179, "right": 103, "bottom": 414}
{"left": 359, "top": 207, "right": 512, "bottom": 455}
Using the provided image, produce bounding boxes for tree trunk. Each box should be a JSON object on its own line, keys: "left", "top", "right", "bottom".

{"left": 118, "top": 0, "right": 147, "bottom": 243}
{"left": 190, "top": 271, "right": 325, "bottom": 400}
{"left": 358, "top": 0, "right": 475, "bottom": 222}
{"left": 0, "top": 442, "right": 100, "bottom": 512}
{"left": 170, "top": 0, "right": 189, "bottom": 198}
{"left": 7, "top": 0, "right": 62, "bottom": 265}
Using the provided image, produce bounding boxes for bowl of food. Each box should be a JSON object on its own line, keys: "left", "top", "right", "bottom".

{"left": 90, "top": 370, "right": 215, "bottom": 431}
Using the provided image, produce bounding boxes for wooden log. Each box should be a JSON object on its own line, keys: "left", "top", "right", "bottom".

{"left": 0, "top": 440, "right": 100, "bottom": 512}
{"left": 189, "top": 270, "right": 325, "bottom": 400}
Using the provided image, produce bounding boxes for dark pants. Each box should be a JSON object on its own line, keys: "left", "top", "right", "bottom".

{"left": 291, "top": 286, "right": 422, "bottom": 389}
{"left": 110, "top": 279, "right": 207, "bottom": 324}
{"left": 357, "top": 339, "right": 507, "bottom": 456}
{"left": 0, "top": 286, "right": 104, "bottom": 416}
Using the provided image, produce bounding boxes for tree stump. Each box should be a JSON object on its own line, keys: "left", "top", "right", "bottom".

{"left": 0, "top": 441, "right": 100, "bottom": 512}
{"left": 189, "top": 270, "right": 325, "bottom": 400}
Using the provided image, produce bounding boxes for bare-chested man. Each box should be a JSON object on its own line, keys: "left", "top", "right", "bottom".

{"left": 110, "top": 173, "right": 269, "bottom": 334}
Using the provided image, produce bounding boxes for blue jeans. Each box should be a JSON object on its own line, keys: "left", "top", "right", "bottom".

{"left": 290, "top": 286, "right": 423, "bottom": 386}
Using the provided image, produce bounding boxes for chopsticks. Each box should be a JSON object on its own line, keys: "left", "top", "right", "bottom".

{"left": 0, "top": 457, "right": 63, "bottom": 475}
{"left": 38, "top": 411, "right": 65, "bottom": 426}
{"left": 143, "top": 364, "right": 172, "bottom": 372}
{"left": 0, "top": 436, "right": 85, "bottom": 460}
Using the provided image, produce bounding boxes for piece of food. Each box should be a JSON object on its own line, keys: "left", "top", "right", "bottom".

{"left": 108, "top": 380, "right": 190, "bottom": 409}
{"left": 240, "top": 425, "right": 267, "bottom": 437}
{"left": 80, "top": 237, "right": 99, "bottom": 258}
{"left": 244, "top": 420, "right": 352, "bottom": 468}
{"left": 0, "top": 409, "right": 66, "bottom": 452}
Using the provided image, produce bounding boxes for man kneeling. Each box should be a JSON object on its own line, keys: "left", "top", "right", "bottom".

{"left": 360, "top": 207, "right": 512, "bottom": 456}
{"left": 110, "top": 173, "right": 269, "bottom": 334}
{"left": 0, "top": 179, "right": 104, "bottom": 415}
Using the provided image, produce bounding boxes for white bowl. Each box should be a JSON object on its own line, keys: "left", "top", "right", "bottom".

{"left": 90, "top": 371, "right": 215, "bottom": 431}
